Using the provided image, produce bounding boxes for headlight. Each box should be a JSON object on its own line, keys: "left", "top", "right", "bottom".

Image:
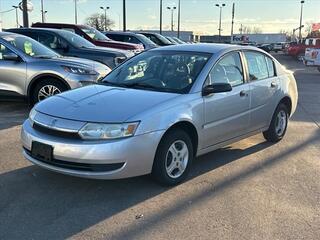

{"left": 29, "top": 108, "right": 37, "bottom": 126}
{"left": 62, "top": 66, "right": 97, "bottom": 75}
{"left": 79, "top": 122, "right": 139, "bottom": 140}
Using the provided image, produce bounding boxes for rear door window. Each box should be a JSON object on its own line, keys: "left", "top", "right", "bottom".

{"left": 244, "top": 52, "right": 269, "bottom": 81}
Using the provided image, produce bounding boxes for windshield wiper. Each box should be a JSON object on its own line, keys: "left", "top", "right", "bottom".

{"left": 33, "top": 55, "right": 54, "bottom": 59}
{"left": 123, "top": 82, "right": 157, "bottom": 90}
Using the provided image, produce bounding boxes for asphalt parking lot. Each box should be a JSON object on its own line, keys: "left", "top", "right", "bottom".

{"left": 0, "top": 53, "right": 319, "bottom": 240}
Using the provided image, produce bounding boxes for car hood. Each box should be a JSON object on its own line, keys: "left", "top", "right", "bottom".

{"left": 35, "top": 85, "right": 180, "bottom": 123}
{"left": 96, "top": 39, "right": 142, "bottom": 50}
{"left": 82, "top": 46, "right": 129, "bottom": 56}
{"left": 41, "top": 56, "right": 106, "bottom": 69}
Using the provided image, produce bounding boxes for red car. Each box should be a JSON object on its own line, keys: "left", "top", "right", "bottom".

{"left": 32, "top": 22, "right": 143, "bottom": 53}
{"left": 287, "top": 38, "right": 320, "bottom": 60}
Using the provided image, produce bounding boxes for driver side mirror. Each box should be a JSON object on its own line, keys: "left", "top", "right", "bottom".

{"left": 202, "top": 83, "right": 232, "bottom": 96}
{"left": 2, "top": 52, "right": 20, "bottom": 61}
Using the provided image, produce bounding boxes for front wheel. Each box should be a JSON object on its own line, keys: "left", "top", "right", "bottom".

{"left": 263, "top": 103, "right": 289, "bottom": 143}
{"left": 31, "top": 79, "right": 68, "bottom": 104}
{"left": 152, "top": 129, "right": 194, "bottom": 186}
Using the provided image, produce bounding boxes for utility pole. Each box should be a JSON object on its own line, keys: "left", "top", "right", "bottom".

{"left": 74, "top": 0, "right": 78, "bottom": 24}
{"left": 41, "top": 0, "right": 44, "bottom": 23}
{"left": 22, "top": 0, "right": 29, "bottom": 27}
{"left": 231, "top": 3, "right": 235, "bottom": 43}
{"left": 177, "top": 0, "right": 181, "bottom": 38}
{"left": 12, "top": 5, "right": 19, "bottom": 27}
{"left": 299, "top": 0, "right": 305, "bottom": 42}
{"left": 123, "top": 0, "right": 126, "bottom": 31}
{"left": 160, "top": 0, "right": 163, "bottom": 34}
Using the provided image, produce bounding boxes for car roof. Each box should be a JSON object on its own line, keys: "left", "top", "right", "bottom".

{"left": 149, "top": 43, "right": 255, "bottom": 54}
{"left": 7, "top": 27, "right": 68, "bottom": 34}
{"left": 0, "top": 31, "right": 15, "bottom": 37}
{"left": 32, "top": 22, "right": 87, "bottom": 28}
{"left": 106, "top": 31, "right": 137, "bottom": 35}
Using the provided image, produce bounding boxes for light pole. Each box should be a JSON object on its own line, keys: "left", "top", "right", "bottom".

{"left": 299, "top": 0, "right": 305, "bottom": 42}
{"left": 160, "top": 0, "right": 163, "bottom": 34}
{"left": 74, "top": 0, "right": 78, "bottom": 24}
{"left": 43, "top": 10, "right": 48, "bottom": 23}
{"left": 100, "top": 6, "right": 110, "bottom": 31}
{"left": 177, "top": 0, "right": 181, "bottom": 38}
{"left": 22, "top": 0, "right": 29, "bottom": 27}
{"left": 123, "top": 0, "right": 126, "bottom": 31}
{"left": 40, "top": 0, "right": 45, "bottom": 23}
{"left": 215, "top": 3, "right": 226, "bottom": 42}
{"left": 12, "top": 5, "right": 19, "bottom": 27}
{"left": 167, "top": 6, "right": 177, "bottom": 31}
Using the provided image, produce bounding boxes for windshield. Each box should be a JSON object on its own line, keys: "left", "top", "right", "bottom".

{"left": 136, "top": 34, "right": 157, "bottom": 46}
{"left": 102, "top": 50, "right": 211, "bottom": 94}
{"left": 2, "top": 34, "right": 59, "bottom": 58}
{"left": 80, "top": 26, "right": 110, "bottom": 41}
{"left": 58, "top": 30, "right": 95, "bottom": 48}
{"left": 154, "top": 33, "right": 173, "bottom": 45}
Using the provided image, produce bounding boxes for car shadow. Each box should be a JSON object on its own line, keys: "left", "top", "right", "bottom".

{"left": 0, "top": 138, "right": 274, "bottom": 240}
{"left": 0, "top": 101, "right": 29, "bottom": 131}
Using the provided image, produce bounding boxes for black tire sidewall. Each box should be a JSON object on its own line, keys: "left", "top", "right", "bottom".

{"left": 152, "top": 129, "right": 194, "bottom": 186}
{"left": 264, "top": 104, "right": 289, "bottom": 142}
{"left": 31, "top": 79, "right": 68, "bottom": 104}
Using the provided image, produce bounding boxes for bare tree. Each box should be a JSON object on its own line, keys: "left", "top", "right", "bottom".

{"left": 242, "top": 26, "right": 252, "bottom": 34}
{"left": 85, "top": 13, "right": 114, "bottom": 31}
{"left": 252, "top": 27, "right": 262, "bottom": 34}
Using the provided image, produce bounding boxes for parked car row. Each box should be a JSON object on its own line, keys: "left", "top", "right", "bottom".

{"left": 0, "top": 22, "right": 188, "bottom": 103}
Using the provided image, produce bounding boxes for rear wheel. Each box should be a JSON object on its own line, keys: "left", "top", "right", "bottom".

{"left": 31, "top": 79, "right": 68, "bottom": 104}
{"left": 152, "top": 129, "right": 193, "bottom": 186}
{"left": 263, "top": 103, "right": 289, "bottom": 143}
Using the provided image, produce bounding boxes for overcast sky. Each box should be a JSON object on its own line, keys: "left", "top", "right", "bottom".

{"left": 0, "top": 0, "right": 319, "bottom": 35}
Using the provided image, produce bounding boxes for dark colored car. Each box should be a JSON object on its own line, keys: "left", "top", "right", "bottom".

{"left": 165, "top": 36, "right": 179, "bottom": 44}
{"left": 105, "top": 31, "right": 158, "bottom": 50}
{"left": 32, "top": 22, "right": 144, "bottom": 53}
{"left": 7, "top": 28, "right": 132, "bottom": 69}
{"left": 172, "top": 37, "right": 186, "bottom": 44}
{"left": 257, "top": 44, "right": 273, "bottom": 52}
{"left": 139, "top": 32, "right": 174, "bottom": 46}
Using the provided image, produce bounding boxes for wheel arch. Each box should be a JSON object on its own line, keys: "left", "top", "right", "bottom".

{"left": 279, "top": 96, "right": 292, "bottom": 116}
{"left": 160, "top": 120, "right": 199, "bottom": 157}
{"left": 27, "top": 74, "right": 70, "bottom": 101}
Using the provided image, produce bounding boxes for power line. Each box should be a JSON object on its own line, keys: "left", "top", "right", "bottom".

{"left": 0, "top": 8, "right": 14, "bottom": 14}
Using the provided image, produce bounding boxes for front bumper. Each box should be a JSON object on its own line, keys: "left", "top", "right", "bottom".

{"left": 21, "top": 120, "right": 164, "bottom": 179}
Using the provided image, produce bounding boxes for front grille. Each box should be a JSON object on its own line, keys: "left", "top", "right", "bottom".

{"left": 25, "top": 148, "right": 125, "bottom": 172}
{"left": 33, "top": 122, "right": 81, "bottom": 139}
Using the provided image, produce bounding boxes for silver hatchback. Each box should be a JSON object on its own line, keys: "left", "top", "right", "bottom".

{"left": 21, "top": 44, "right": 298, "bottom": 185}
{"left": 0, "top": 32, "right": 111, "bottom": 103}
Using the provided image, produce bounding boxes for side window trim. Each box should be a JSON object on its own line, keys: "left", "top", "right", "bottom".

{"left": 204, "top": 50, "right": 246, "bottom": 88}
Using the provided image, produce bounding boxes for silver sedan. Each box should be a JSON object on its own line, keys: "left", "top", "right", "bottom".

{"left": 21, "top": 44, "right": 298, "bottom": 185}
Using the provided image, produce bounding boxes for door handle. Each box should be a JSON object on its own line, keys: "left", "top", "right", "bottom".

{"left": 271, "top": 82, "right": 277, "bottom": 88}
{"left": 240, "top": 90, "right": 248, "bottom": 97}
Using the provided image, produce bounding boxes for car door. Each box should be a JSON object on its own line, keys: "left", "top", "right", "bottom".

{"left": 202, "top": 51, "right": 250, "bottom": 148}
{"left": 243, "top": 51, "right": 280, "bottom": 131}
{"left": 0, "top": 41, "right": 27, "bottom": 98}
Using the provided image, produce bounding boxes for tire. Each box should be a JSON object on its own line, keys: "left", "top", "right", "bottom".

{"left": 31, "top": 78, "right": 68, "bottom": 104}
{"left": 263, "top": 103, "right": 289, "bottom": 143}
{"left": 152, "top": 129, "right": 194, "bottom": 186}
{"left": 317, "top": 67, "right": 320, "bottom": 72}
